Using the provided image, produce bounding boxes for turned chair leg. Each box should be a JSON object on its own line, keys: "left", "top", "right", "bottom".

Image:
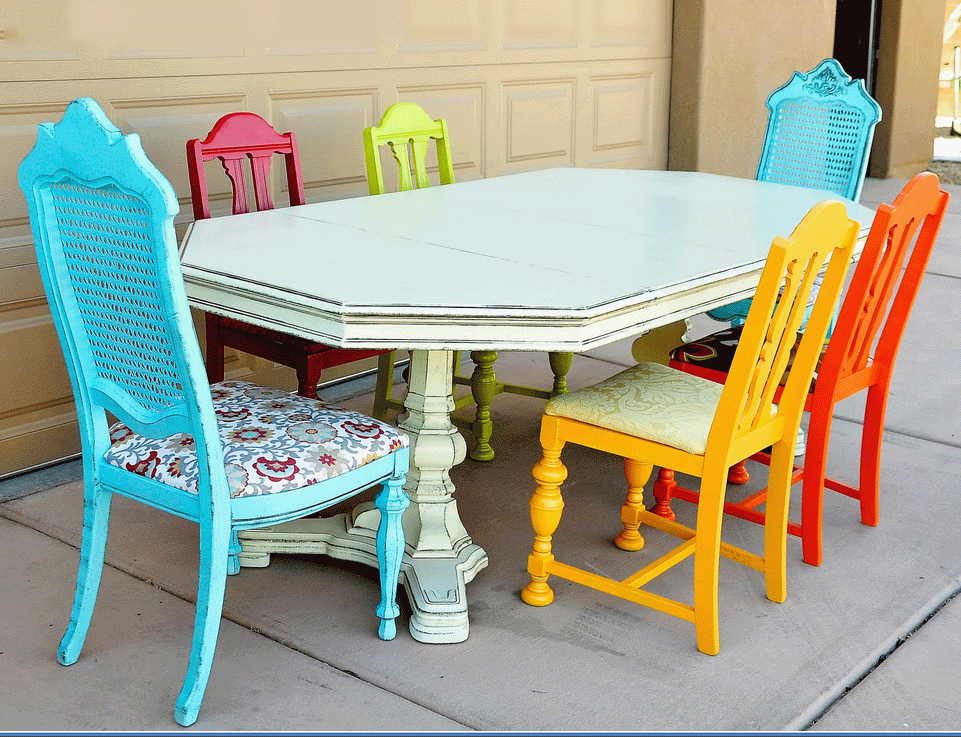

{"left": 728, "top": 460, "right": 750, "bottom": 485}
{"left": 468, "top": 350, "right": 499, "bottom": 462}
{"left": 548, "top": 351, "right": 573, "bottom": 396}
{"left": 374, "top": 472, "right": 410, "bottom": 640}
{"left": 523, "top": 432, "right": 568, "bottom": 607}
{"left": 371, "top": 351, "right": 397, "bottom": 421}
{"left": 651, "top": 467, "right": 677, "bottom": 520}
{"left": 615, "top": 458, "right": 652, "bottom": 551}
{"left": 296, "top": 356, "right": 323, "bottom": 399}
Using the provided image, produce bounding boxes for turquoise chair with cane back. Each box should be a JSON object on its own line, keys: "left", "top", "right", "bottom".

{"left": 365, "top": 101, "right": 573, "bottom": 461}
{"left": 705, "top": 58, "right": 882, "bottom": 327}
{"left": 19, "top": 98, "right": 410, "bottom": 727}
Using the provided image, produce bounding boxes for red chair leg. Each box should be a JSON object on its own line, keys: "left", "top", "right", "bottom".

{"left": 296, "top": 355, "right": 323, "bottom": 399}
{"left": 204, "top": 313, "right": 225, "bottom": 384}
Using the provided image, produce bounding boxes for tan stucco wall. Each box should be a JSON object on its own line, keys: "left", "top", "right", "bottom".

{"left": 870, "top": 0, "right": 944, "bottom": 177}
{"left": 669, "top": 0, "right": 837, "bottom": 178}
{"left": 671, "top": 0, "right": 945, "bottom": 180}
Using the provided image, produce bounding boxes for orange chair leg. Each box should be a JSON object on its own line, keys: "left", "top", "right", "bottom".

{"left": 799, "top": 402, "right": 834, "bottom": 567}
{"left": 859, "top": 381, "right": 890, "bottom": 528}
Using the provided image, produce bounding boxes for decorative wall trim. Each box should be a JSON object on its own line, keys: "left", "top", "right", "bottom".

{"left": 503, "top": 79, "right": 575, "bottom": 164}
{"left": 108, "top": 48, "right": 245, "bottom": 60}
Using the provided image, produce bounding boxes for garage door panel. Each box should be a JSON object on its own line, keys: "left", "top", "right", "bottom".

{"left": 270, "top": 89, "right": 379, "bottom": 201}
{"left": 503, "top": 78, "right": 575, "bottom": 168}
{"left": 110, "top": 94, "right": 250, "bottom": 215}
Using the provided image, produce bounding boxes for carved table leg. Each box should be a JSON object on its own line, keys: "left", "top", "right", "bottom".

{"left": 238, "top": 349, "right": 488, "bottom": 643}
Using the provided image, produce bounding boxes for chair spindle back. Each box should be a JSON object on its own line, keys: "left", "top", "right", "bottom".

{"left": 363, "top": 102, "right": 454, "bottom": 195}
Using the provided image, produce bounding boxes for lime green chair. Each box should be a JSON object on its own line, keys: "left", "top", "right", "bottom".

{"left": 365, "top": 102, "right": 572, "bottom": 461}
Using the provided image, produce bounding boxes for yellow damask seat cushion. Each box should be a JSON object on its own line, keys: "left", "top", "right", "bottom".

{"left": 544, "top": 362, "right": 725, "bottom": 455}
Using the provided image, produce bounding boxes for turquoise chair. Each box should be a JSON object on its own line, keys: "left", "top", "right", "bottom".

{"left": 18, "top": 98, "right": 410, "bottom": 727}
{"left": 706, "top": 58, "right": 882, "bottom": 326}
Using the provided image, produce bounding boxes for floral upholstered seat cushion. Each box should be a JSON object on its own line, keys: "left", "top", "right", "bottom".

{"left": 104, "top": 381, "right": 409, "bottom": 498}
{"left": 544, "top": 362, "right": 727, "bottom": 455}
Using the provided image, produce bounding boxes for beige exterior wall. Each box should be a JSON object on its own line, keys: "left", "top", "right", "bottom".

{"left": 671, "top": 0, "right": 944, "bottom": 180}
{"left": 0, "top": 0, "right": 672, "bottom": 477}
{"left": 871, "top": 0, "right": 944, "bottom": 177}
{"left": 669, "top": 0, "right": 838, "bottom": 177}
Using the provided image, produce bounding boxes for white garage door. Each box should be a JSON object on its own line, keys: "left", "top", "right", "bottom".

{"left": 0, "top": 0, "right": 672, "bottom": 477}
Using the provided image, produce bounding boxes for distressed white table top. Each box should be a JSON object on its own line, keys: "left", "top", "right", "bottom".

{"left": 180, "top": 167, "right": 875, "bottom": 352}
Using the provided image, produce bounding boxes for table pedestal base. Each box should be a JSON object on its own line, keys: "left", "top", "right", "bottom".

{"left": 238, "top": 503, "right": 487, "bottom": 643}
{"left": 238, "top": 348, "right": 488, "bottom": 644}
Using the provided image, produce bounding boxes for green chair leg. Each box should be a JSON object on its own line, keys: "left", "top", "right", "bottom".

{"left": 548, "top": 351, "right": 573, "bottom": 396}
{"left": 468, "top": 350, "right": 499, "bottom": 461}
{"left": 372, "top": 351, "right": 399, "bottom": 420}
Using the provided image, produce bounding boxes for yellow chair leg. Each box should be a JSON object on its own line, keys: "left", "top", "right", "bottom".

{"left": 522, "top": 431, "right": 568, "bottom": 607}
{"left": 763, "top": 438, "right": 794, "bottom": 604}
{"left": 692, "top": 464, "right": 727, "bottom": 656}
{"left": 615, "top": 458, "right": 652, "bottom": 551}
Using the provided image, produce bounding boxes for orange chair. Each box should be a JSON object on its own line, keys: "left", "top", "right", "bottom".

{"left": 522, "top": 201, "right": 857, "bottom": 654}
{"left": 187, "top": 112, "right": 388, "bottom": 398}
{"left": 663, "top": 173, "right": 949, "bottom": 566}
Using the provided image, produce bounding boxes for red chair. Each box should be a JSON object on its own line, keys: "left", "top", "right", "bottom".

{"left": 186, "top": 112, "right": 388, "bottom": 398}
{"left": 657, "top": 173, "right": 949, "bottom": 566}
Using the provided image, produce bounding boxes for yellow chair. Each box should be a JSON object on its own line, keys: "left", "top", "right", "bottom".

{"left": 521, "top": 201, "right": 858, "bottom": 654}
{"left": 365, "top": 101, "right": 573, "bottom": 461}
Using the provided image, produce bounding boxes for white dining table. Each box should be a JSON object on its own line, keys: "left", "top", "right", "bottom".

{"left": 179, "top": 167, "right": 875, "bottom": 644}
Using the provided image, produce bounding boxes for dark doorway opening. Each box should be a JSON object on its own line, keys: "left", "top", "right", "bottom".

{"left": 833, "top": 0, "right": 881, "bottom": 94}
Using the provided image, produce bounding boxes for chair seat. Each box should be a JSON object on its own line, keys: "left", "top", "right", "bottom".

{"left": 105, "top": 381, "right": 409, "bottom": 498}
{"left": 670, "top": 326, "right": 827, "bottom": 390}
{"left": 545, "top": 362, "right": 727, "bottom": 455}
{"left": 218, "top": 316, "right": 332, "bottom": 353}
